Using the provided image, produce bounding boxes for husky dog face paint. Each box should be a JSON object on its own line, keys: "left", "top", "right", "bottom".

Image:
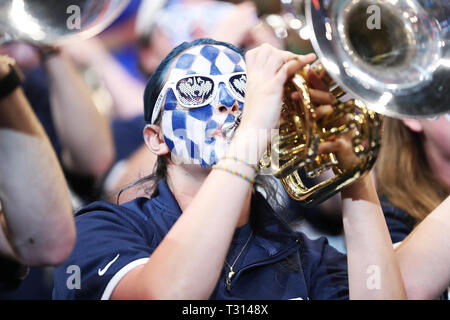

{"left": 159, "top": 44, "right": 246, "bottom": 167}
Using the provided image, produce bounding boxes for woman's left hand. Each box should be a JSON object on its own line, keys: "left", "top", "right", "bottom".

{"left": 230, "top": 44, "right": 316, "bottom": 160}
{"left": 305, "top": 67, "right": 361, "bottom": 172}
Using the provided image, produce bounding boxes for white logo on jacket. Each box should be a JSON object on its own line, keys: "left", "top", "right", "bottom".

{"left": 98, "top": 254, "right": 120, "bottom": 276}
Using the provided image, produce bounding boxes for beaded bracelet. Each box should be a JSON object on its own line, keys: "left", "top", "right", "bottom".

{"left": 212, "top": 164, "right": 255, "bottom": 184}
{"left": 220, "top": 156, "right": 260, "bottom": 173}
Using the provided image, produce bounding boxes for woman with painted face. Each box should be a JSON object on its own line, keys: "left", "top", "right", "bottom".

{"left": 376, "top": 116, "right": 450, "bottom": 299}
{"left": 53, "top": 39, "right": 405, "bottom": 300}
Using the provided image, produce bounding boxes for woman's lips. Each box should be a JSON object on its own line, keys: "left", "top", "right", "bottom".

{"left": 207, "top": 119, "right": 239, "bottom": 143}
{"left": 212, "top": 125, "right": 225, "bottom": 139}
{"left": 207, "top": 125, "right": 232, "bottom": 143}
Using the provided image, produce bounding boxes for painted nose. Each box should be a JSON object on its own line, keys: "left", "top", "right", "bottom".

{"left": 217, "top": 83, "right": 239, "bottom": 115}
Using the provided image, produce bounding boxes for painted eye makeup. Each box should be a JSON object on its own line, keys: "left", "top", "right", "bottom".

{"left": 229, "top": 73, "right": 246, "bottom": 101}
{"left": 173, "top": 73, "right": 246, "bottom": 108}
{"left": 169, "top": 73, "right": 247, "bottom": 108}
{"left": 153, "top": 72, "right": 247, "bottom": 124}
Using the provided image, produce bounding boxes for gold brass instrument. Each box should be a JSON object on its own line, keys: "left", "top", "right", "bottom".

{"left": 0, "top": 0, "right": 130, "bottom": 45}
{"left": 260, "top": 0, "right": 450, "bottom": 205}
{"left": 260, "top": 64, "right": 382, "bottom": 205}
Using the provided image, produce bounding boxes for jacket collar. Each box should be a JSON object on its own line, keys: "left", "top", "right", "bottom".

{"left": 152, "top": 179, "right": 183, "bottom": 217}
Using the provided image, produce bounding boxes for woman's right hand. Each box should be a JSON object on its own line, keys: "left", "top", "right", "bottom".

{"left": 232, "top": 44, "right": 315, "bottom": 158}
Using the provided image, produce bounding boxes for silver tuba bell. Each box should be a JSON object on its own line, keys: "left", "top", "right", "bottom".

{"left": 0, "top": 0, "right": 130, "bottom": 45}
{"left": 305, "top": 0, "right": 450, "bottom": 118}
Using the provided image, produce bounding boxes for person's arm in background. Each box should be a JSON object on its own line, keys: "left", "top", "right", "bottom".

{"left": 317, "top": 130, "right": 405, "bottom": 299}
{"left": 339, "top": 174, "right": 406, "bottom": 299}
{"left": 43, "top": 49, "right": 115, "bottom": 179}
{"left": 205, "top": 1, "right": 284, "bottom": 50}
{"left": 63, "top": 39, "right": 146, "bottom": 120}
{"left": 308, "top": 69, "right": 405, "bottom": 299}
{"left": 395, "top": 195, "right": 450, "bottom": 299}
{"left": 0, "top": 56, "right": 75, "bottom": 266}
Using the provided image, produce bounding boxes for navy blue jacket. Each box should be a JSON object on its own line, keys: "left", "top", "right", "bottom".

{"left": 53, "top": 180, "right": 348, "bottom": 300}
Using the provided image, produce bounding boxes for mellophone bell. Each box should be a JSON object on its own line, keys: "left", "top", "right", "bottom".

{"left": 259, "top": 0, "right": 450, "bottom": 205}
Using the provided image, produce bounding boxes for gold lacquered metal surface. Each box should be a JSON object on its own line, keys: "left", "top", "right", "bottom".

{"left": 261, "top": 67, "right": 382, "bottom": 206}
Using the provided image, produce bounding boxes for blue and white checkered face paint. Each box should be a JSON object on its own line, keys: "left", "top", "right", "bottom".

{"left": 161, "top": 44, "right": 246, "bottom": 167}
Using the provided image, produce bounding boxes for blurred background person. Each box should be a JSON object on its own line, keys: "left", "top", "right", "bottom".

{"left": 0, "top": 42, "right": 114, "bottom": 299}
{"left": 376, "top": 115, "right": 450, "bottom": 244}
{"left": 375, "top": 114, "right": 450, "bottom": 299}
{"left": 135, "top": 0, "right": 283, "bottom": 77}
{"left": 0, "top": 0, "right": 143, "bottom": 298}
{"left": 0, "top": 42, "right": 116, "bottom": 206}
{"left": 0, "top": 55, "right": 75, "bottom": 293}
